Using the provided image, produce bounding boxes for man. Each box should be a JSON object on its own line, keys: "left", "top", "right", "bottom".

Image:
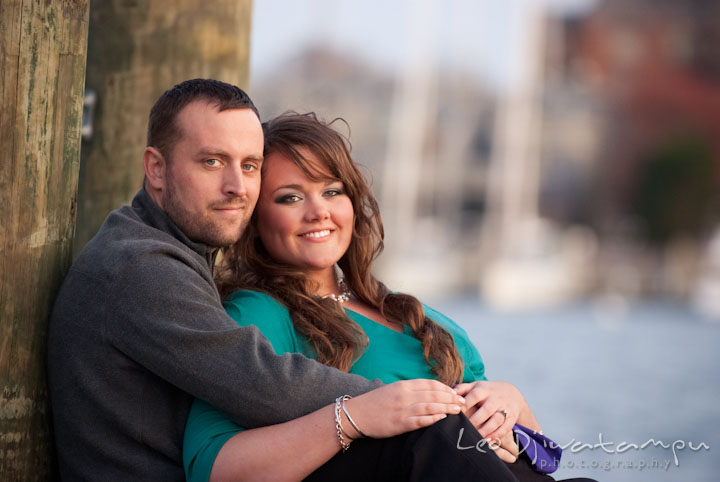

{"left": 48, "top": 79, "right": 517, "bottom": 481}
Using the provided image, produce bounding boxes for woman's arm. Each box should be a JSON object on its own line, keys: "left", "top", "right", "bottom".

{"left": 208, "top": 379, "right": 465, "bottom": 482}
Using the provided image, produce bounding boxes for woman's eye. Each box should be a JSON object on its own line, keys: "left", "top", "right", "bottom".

{"left": 324, "top": 189, "right": 344, "bottom": 197}
{"left": 276, "top": 194, "right": 302, "bottom": 204}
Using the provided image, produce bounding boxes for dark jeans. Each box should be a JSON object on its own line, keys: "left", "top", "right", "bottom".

{"left": 306, "top": 413, "right": 598, "bottom": 482}
{"left": 507, "top": 452, "right": 598, "bottom": 482}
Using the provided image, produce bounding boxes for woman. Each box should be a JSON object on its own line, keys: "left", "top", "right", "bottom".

{"left": 184, "top": 113, "right": 585, "bottom": 482}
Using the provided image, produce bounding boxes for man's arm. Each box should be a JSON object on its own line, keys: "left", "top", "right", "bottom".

{"left": 107, "top": 247, "right": 381, "bottom": 428}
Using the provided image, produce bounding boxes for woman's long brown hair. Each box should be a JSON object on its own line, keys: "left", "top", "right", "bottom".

{"left": 217, "top": 112, "right": 464, "bottom": 385}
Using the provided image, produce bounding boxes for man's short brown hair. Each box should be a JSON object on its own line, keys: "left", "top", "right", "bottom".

{"left": 147, "top": 79, "right": 260, "bottom": 160}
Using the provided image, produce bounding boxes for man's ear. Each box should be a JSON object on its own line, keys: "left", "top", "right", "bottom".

{"left": 144, "top": 146, "right": 167, "bottom": 192}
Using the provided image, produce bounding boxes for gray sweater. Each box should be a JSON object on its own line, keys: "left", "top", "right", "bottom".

{"left": 47, "top": 189, "right": 381, "bottom": 481}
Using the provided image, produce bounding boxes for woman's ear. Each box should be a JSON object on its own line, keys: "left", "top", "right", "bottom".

{"left": 143, "top": 146, "right": 166, "bottom": 192}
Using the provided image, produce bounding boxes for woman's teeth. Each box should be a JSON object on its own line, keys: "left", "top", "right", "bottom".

{"left": 302, "top": 230, "right": 330, "bottom": 238}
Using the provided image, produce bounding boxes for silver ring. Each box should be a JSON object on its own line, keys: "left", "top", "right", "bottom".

{"left": 497, "top": 408, "right": 508, "bottom": 423}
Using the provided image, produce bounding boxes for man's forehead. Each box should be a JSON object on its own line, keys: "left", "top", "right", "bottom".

{"left": 175, "top": 102, "right": 262, "bottom": 138}
{"left": 175, "top": 99, "right": 225, "bottom": 125}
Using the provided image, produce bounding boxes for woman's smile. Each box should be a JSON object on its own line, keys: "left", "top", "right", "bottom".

{"left": 300, "top": 229, "right": 333, "bottom": 240}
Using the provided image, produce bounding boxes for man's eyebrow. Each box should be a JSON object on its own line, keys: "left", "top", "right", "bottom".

{"left": 196, "top": 148, "right": 230, "bottom": 158}
{"left": 195, "top": 148, "right": 263, "bottom": 162}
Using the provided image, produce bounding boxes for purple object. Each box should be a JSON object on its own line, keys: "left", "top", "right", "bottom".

{"left": 512, "top": 423, "right": 563, "bottom": 474}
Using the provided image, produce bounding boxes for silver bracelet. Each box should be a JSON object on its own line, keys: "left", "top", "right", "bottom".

{"left": 334, "top": 396, "right": 351, "bottom": 452}
{"left": 340, "top": 395, "right": 367, "bottom": 438}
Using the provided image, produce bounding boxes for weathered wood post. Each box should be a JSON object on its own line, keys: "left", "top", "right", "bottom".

{"left": 0, "top": 1, "right": 90, "bottom": 479}
{"left": 73, "top": 0, "right": 254, "bottom": 253}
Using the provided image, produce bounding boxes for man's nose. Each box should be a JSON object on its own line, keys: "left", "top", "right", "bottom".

{"left": 223, "top": 165, "right": 247, "bottom": 197}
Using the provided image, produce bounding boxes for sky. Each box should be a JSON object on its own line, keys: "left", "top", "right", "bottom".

{"left": 249, "top": 0, "right": 599, "bottom": 91}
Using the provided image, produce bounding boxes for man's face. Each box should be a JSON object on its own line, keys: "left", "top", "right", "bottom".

{"left": 160, "top": 101, "right": 263, "bottom": 247}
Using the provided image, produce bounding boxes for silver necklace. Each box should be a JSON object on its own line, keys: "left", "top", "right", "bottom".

{"left": 322, "top": 276, "right": 351, "bottom": 303}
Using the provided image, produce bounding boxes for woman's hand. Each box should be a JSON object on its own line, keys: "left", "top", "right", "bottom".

{"left": 491, "top": 429, "right": 520, "bottom": 464}
{"left": 342, "top": 379, "right": 466, "bottom": 439}
{"left": 453, "top": 380, "right": 540, "bottom": 442}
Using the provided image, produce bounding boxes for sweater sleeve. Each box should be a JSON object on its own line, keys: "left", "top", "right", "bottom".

{"left": 422, "top": 304, "right": 487, "bottom": 382}
{"left": 105, "top": 246, "right": 382, "bottom": 429}
{"left": 183, "top": 290, "right": 312, "bottom": 482}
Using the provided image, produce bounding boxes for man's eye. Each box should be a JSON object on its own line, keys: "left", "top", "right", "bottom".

{"left": 205, "top": 159, "right": 221, "bottom": 167}
{"left": 242, "top": 163, "right": 257, "bottom": 172}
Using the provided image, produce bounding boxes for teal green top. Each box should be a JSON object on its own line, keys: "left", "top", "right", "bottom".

{"left": 183, "top": 290, "right": 487, "bottom": 482}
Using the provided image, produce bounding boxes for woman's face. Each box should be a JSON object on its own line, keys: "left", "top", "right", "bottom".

{"left": 255, "top": 147, "right": 354, "bottom": 276}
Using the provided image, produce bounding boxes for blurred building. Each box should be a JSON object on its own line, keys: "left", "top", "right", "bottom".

{"left": 542, "top": 0, "right": 720, "bottom": 302}
{"left": 553, "top": 0, "right": 720, "bottom": 234}
{"left": 248, "top": 46, "right": 395, "bottom": 177}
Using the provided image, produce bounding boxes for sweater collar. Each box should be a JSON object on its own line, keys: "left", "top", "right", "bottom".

{"left": 131, "top": 188, "right": 218, "bottom": 268}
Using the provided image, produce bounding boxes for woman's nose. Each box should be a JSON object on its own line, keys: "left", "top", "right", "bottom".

{"left": 304, "top": 199, "right": 330, "bottom": 221}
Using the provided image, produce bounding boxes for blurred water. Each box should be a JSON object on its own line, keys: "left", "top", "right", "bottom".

{"left": 426, "top": 296, "right": 720, "bottom": 482}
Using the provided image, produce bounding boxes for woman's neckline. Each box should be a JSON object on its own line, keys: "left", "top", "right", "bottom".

{"left": 343, "top": 306, "right": 405, "bottom": 334}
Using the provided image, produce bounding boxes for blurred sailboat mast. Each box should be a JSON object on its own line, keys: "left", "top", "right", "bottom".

{"left": 485, "top": 1, "right": 546, "bottom": 245}
{"left": 380, "top": 0, "right": 438, "bottom": 251}
{"left": 480, "top": 1, "right": 569, "bottom": 309}
{"left": 378, "top": 0, "right": 447, "bottom": 293}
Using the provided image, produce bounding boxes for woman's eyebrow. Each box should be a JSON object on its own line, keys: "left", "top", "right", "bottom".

{"left": 271, "top": 184, "right": 303, "bottom": 194}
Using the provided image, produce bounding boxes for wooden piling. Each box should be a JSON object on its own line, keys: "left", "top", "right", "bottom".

{"left": 0, "top": 1, "right": 90, "bottom": 479}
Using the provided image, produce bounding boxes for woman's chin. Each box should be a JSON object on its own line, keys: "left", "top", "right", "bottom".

{"left": 299, "top": 261, "right": 341, "bottom": 273}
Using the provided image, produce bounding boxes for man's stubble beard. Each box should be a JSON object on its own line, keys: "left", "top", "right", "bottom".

{"left": 163, "top": 174, "right": 251, "bottom": 248}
